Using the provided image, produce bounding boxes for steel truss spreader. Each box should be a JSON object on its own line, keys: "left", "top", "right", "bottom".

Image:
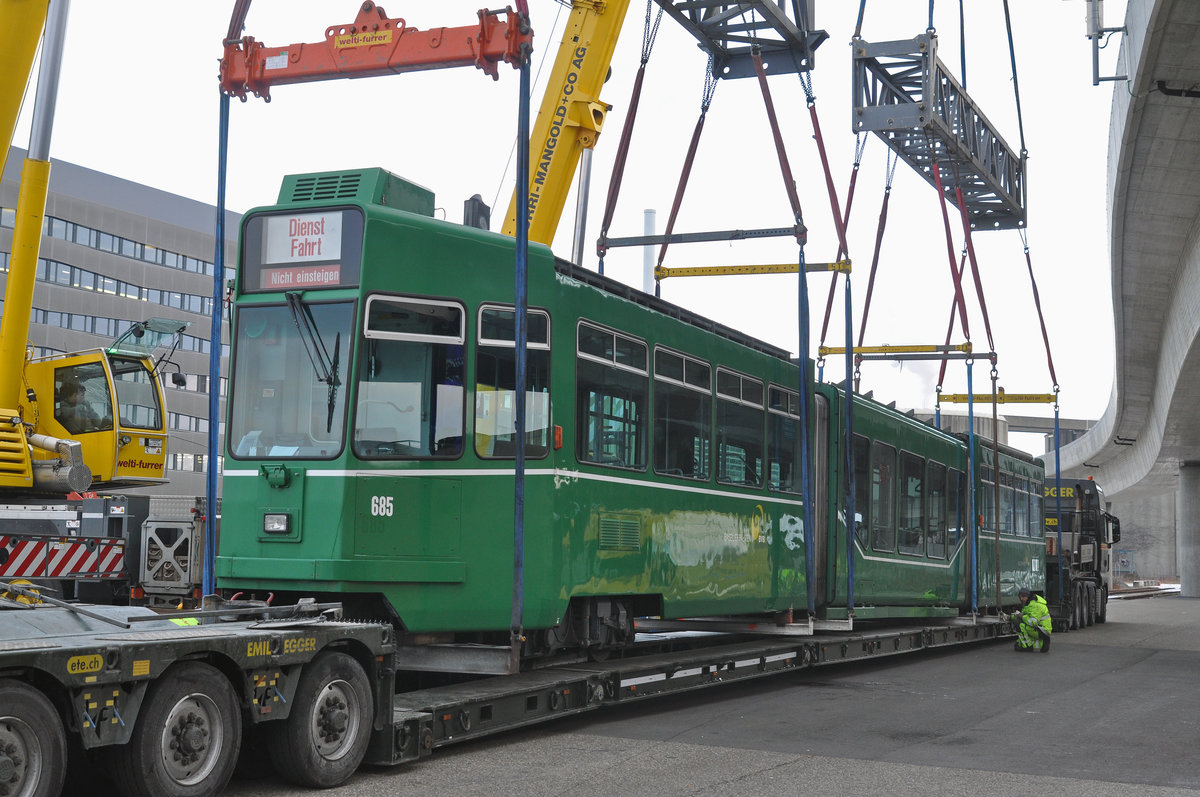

{"left": 851, "top": 33, "right": 1026, "bottom": 230}
{"left": 653, "top": 1, "right": 828, "bottom": 78}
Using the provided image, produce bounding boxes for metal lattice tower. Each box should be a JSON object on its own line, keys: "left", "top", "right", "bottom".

{"left": 852, "top": 33, "right": 1026, "bottom": 230}
{"left": 653, "top": 1, "right": 828, "bottom": 78}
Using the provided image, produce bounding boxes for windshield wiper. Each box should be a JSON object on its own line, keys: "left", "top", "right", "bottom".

{"left": 284, "top": 292, "right": 341, "bottom": 433}
{"left": 327, "top": 333, "right": 340, "bottom": 434}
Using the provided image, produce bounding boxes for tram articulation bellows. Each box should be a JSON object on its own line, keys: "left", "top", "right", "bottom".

{"left": 851, "top": 33, "right": 1026, "bottom": 231}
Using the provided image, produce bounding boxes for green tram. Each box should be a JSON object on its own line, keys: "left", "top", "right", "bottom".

{"left": 217, "top": 168, "right": 1044, "bottom": 657}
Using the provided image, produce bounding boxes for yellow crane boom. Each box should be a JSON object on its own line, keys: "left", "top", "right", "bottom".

{"left": 0, "top": 0, "right": 49, "bottom": 178}
{"left": 502, "top": 0, "right": 631, "bottom": 246}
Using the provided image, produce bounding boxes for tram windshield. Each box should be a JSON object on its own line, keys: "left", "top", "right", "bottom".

{"left": 229, "top": 301, "right": 354, "bottom": 459}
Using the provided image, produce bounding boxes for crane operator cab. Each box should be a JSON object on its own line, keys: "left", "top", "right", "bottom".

{"left": 22, "top": 318, "right": 189, "bottom": 490}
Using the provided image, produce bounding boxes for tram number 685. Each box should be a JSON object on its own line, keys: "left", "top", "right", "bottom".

{"left": 370, "top": 495, "right": 394, "bottom": 517}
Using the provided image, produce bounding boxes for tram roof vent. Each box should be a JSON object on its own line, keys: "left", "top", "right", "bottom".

{"left": 279, "top": 168, "right": 435, "bottom": 217}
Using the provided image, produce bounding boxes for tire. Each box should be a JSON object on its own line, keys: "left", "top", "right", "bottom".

{"left": 0, "top": 679, "right": 67, "bottom": 797}
{"left": 108, "top": 661, "right": 241, "bottom": 797}
{"left": 266, "top": 651, "right": 372, "bottom": 789}
{"left": 1085, "top": 583, "right": 1096, "bottom": 627}
{"left": 1069, "top": 585, "right": 1080, "bottom": 630}
{"left": 1097, "top": 585, "right": 1109, "bottom": 623}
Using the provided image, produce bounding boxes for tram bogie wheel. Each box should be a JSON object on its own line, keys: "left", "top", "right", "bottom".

{"left": 0, "top": 679, "right": 67, "bottom": 797}
{"left": 108, "top": 661, "right": 241, "bottom": 797}
{"left": 265, "top": 651, "right": 372, "bottom": 789}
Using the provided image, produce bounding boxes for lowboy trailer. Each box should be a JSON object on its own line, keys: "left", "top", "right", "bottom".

{"left": 0, "top": 589, "right": 1012, "bottom": 796}
{"left": 382, "top": 615, "right": 1011, "bottom": 767}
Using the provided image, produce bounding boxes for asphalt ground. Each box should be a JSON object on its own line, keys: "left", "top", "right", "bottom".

{"left": 211, "top": 593, "right": 1200, "bottom": 797}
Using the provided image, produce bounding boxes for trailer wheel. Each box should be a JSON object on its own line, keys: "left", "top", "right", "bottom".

{"left": 266, "top": 651, "right": 371, "bottom": 789}
{"left": 1097, "top": 585, "right": 1108, "bottom": 623}
{"left": 109, "top": 661, "right": 240, "bottom": 797}
{"left": 0, "top": 680, "right": 66, "bottom": 797}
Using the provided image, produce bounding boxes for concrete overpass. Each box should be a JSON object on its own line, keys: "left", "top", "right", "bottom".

{"left": 1045, "top": 0, "right": 1200, "bottom": 591}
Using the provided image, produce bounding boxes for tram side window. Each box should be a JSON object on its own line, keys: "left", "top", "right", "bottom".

{"left": 353, "top": 296, "right": 465, "bottom": 459}
{"left": 871, "top": 441, "right": 897, "bottom": 552}
{"left": 716, "top": 369, "right": 764, "bottom": 488}
{"left": 576, "top": 322, "right": 647, "bottom": 469}
{"left": 1000, "top": 471, "right": 1015, "bottom": 535}
{"left": 653, "top": 349, "right": 711, "bottom": 480}
{"left": 853, "top": 434, "right": 871, "bottom": 546}
{"left": 948, "top": 468, "right": 965, "bottom": 549}
{"left": 979, "top": 466, "right": 996, "bottom": 532}
{"left": 475, "top": 306, "right": 551, "bottom": 459}
{"left": 898, "top": 451, "right": 924, "bottom": 556}
{"left": 926, "top": 461, "right": 947, "bottom": 558}
{"left": 1014, "top": 478, "right": 1030, "bottom": 536}
{"left": 1028, "top": 484, "right": 1043, "bottom": 538}
{"left": 767, "top": 386, "right": 801, "bottom": 493}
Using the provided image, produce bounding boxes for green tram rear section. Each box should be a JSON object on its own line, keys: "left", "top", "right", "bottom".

{"left": 216, "top": 168, "right": 1045, "bottom": 654}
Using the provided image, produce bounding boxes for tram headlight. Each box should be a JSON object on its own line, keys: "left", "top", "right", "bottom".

{"left": 263, "top": 513, "right": 291, "bottom": 534}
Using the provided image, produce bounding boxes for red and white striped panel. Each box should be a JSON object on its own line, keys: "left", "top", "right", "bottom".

{"left": 47, "top": 540, "right": 94, "bottom": 578}
{"left": 0, "top": 538, "right": 48, "bottom": 578}
{"left": 46, "top": 539, "right": 126, "bottom": 579}
{"left": 94, "top": 540, "right": 126, "bottom": 579}
{"left": 0, "top": 537, "right": 126, "bottom": 580}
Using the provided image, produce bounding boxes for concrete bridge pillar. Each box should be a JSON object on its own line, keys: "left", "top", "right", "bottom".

{"left": 1178, "top": 463, "right": 1200, "bottom": 597}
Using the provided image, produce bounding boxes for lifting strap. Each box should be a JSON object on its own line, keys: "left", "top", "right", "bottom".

{"left": 817, "top": 135, "right": 867, "bottom": 351}
{"left": 954, "top": 184, "right": 996, "bottom": 354}
{"left": 855, "top": 150, "right": 899, "bottom": 349}
{"left": 803, "top": 72, "right": 849, "bottom": 257}
{"left": 751, "top": 48, "right": 816, "bottom": 616}
{"left": 754, "top": 50, "right": 806, "bottom": 240}
{"left": 932, "top": 162, "right": 972, "bottom": 342}
{"left": 596, "top": 1, "right": 663, "bottom": 265}
{"left": 966, "top": 358, "right": 978, "bottom": 614}
{"left": 1003, "top": 0, "right": 1028, "bottom": 156}
{"left": 797, "top": 67, "right": 861, "bottom": 616}
{"left": 935, "top": 248, "right": 967, "bottom": 395}
{"left": 1053, "top": 391, "right": 1064, "bottom": 603}
{"left": 1006, "top": 0, "right": 1061, "bottom": 601}
{"left": 1021, "top": 227, "right": 1063, "bottom": 599}
{"left": 991, "top": 366, "right": 1002, "bottom": 612}
{"left": 653, "top": 58, "right": 719, "bottom": 273}
{"left": 1020, "top": 230, "right": 1059, "bottom": 386}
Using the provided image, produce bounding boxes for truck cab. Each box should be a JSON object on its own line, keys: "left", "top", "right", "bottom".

{"left": 1044, "top": 476, "right": 1121, "bottom": 629}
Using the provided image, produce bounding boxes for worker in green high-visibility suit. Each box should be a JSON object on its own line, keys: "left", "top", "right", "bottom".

{"left": 1013, "top": 588, "right": 1052, "bottom": 652}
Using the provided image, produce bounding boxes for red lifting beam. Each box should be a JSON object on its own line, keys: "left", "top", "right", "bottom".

{"left": 220, "top": 1, "right": 533, "bottom": 101}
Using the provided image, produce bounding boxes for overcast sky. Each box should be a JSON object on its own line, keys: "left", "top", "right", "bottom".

{"left": 12, "top": 0, "right": 1129, "bottom": 454}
